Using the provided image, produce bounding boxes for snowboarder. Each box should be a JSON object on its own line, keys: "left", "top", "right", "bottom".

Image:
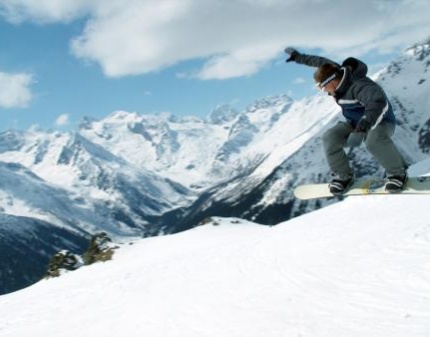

{"left": 284, "top": 47, "right": 408, "bottom": 194}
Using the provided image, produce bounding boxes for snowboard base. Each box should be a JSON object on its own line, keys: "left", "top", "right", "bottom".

{"left": 294, "top": 176, "right": 430, "bottom": 200}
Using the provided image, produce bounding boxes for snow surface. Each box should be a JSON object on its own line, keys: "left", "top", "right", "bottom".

{"left": 1, "top": 161, "right": 429, "bottom": 337}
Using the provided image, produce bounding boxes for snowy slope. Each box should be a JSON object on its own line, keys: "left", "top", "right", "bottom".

{"left": 1, "top": 160, "right": 429, "bottom": 337}
{"left": 378, "top": 40, "right": 430, "bottom": 158}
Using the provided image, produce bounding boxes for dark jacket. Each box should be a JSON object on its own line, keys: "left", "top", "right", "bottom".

{"left": 294, "top": 53, "right": 395, "bottom": 128}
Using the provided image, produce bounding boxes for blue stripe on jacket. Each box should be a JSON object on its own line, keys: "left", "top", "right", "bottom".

{"left": 337, "top": 99, "right": 396, "bottom": 128}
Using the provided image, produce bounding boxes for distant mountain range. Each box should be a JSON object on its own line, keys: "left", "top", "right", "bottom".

{"left": 1, "top": 38, "right": 429, "bottom": 294}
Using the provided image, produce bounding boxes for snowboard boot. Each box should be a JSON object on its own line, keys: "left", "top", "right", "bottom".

{"left": 385, "top": 174, "right": 407, "bottom": 193}
{"left": 329, "top": 176, "right": 354, "bottom": 196}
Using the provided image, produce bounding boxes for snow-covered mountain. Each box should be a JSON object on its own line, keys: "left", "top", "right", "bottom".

{"left": 1, "top": 38, "right": 430, "bottom": 294}
{"left": 75, "top": 39, "right": 430, "bottom": 232}
{"left": 169, "top": 38, "right": 430, "bottom": 230}
{"left": 0, "top": 130, "right": 194, "bottom": 293}
{"left": 1, "top": 158, "right": 429, "bottom": 337}
{"left": 78, "top": 95, "right": 294, "bottom": 190}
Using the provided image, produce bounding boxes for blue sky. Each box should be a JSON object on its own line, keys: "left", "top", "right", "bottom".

{"left": 0, "top": 0, "right": 429, "bottom": 132}
{"left": 0, "top": 17, "right": 306, "bottom": 131}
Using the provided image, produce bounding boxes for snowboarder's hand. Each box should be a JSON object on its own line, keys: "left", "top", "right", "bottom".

{"left": 347, "top": 132, "right": 365, "bottom": 147}
{"left": 355, "top": 117, "right": 372, "bottom": 133}
{"left": 285, "top": 47, "right": 300, "bottom": 62}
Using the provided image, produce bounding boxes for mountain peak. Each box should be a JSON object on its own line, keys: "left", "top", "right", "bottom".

{"left": 406, "top": 36, "right": 430, "bottom": 55}
{"left": 246, "top": 93, "right": 293, "bottom": 113}
{"left": 208, "top": 104, "right": 240, "bottom": 125}
{"left": 106, "top": 110, "right": 141, "bottom": 124}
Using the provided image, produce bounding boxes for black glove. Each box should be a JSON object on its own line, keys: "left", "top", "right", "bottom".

{"left": 285, "top": 47, "right": 300, "bottom": 62}
{"left": 355, "top": 117, "right": 372, "bottom": 133}
{"left": 346, "top": 117, "right": 372, "bottom": 147}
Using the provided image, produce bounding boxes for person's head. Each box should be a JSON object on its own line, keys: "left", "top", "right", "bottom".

{"left": 314, "top": 63, "right": 342, "bottom": 94}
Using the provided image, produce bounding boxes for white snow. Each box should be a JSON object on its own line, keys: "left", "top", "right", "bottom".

{"left": 1, "top": 162, "right": 429, "bottom": 337}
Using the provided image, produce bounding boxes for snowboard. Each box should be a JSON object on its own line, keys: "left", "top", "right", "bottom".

{"left": 294, "top": 176, "right": 430, "bottom": 200}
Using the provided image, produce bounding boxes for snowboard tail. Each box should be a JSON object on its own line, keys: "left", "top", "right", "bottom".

{"left": 294, "top": 176, "right": 430, "bottom": 200}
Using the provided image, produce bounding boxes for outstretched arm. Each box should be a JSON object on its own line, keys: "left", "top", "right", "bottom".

{"left": 285, "top": 47, "right": 340, "bottom": 68}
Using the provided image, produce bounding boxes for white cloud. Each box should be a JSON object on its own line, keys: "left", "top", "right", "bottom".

{"left": 55, "top": 113, "right": 69, "bottom": 126}
{"left": 2, "top": 0, "right": 430, "bottom": 80}
{"left": 0, "top": 71, "right": 33, "bottom": 108}
{"left": 196, "top": 44, "right": 279, "bottom": 80}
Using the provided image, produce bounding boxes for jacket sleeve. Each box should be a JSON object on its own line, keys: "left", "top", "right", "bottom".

{"left": 353, "top": 79, "right": 388, "bottom": 127}
{"left": 294, "top": 53, "right": 340, "bottom": 68}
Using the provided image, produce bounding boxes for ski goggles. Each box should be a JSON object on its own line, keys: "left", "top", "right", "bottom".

{"left": 315, "top": 73, "right": 337, "bottom": 90}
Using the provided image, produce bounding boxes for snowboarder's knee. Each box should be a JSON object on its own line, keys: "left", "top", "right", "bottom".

{"left": 364, "top": 132, "right": 385, "bottom": 152}
{"left": 322, "top": 128, "right": 341, "bottom": 149}
{"left": 322, "top": 122, "right": 352, "bottom": 149}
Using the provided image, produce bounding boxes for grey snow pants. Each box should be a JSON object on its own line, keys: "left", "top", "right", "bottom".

{"left": 322, "top": 121, "right": 407, "bottom": 179}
